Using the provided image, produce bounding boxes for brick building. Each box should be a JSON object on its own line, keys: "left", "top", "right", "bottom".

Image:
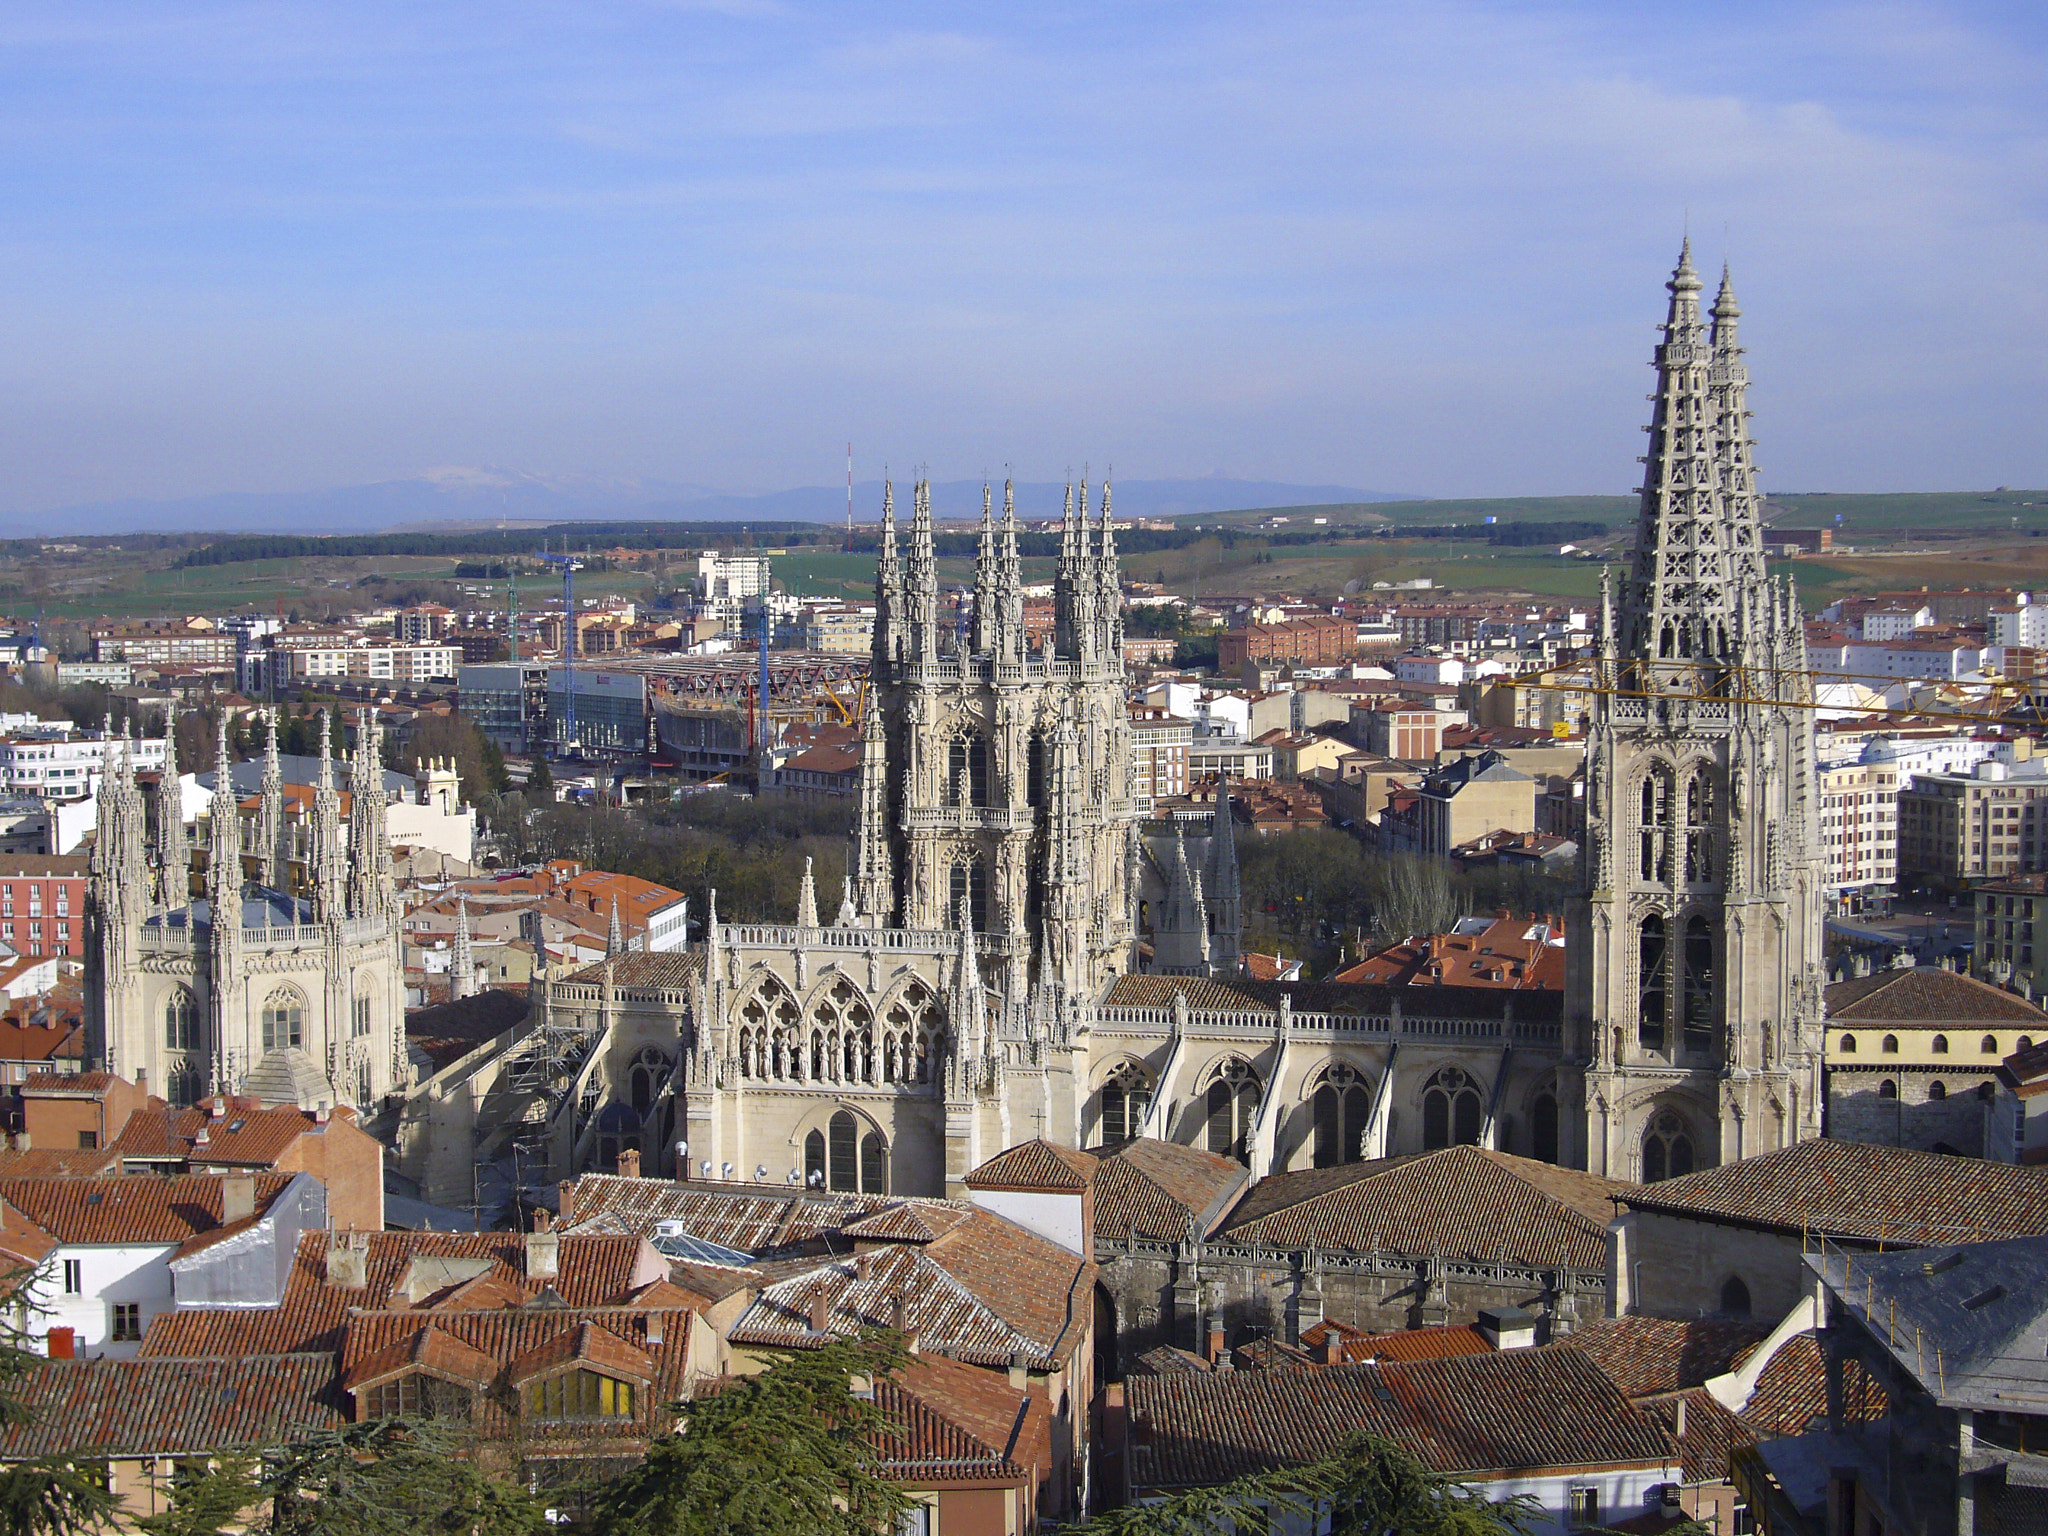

{"left": 1216, "top": 615, "right": 1355, "bottom": 671}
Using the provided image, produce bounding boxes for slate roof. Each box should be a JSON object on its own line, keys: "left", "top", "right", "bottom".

{"left": 1083, "top": 1138, "right": 1249, "bottom": 1244}
{"left": 1102, "top": 971, "right": 1563, "bottom": 1022}
{"left": 1217, "top": 1145, "right": 1627, "bottom": 1270}
{"left": 0, "top": 1173, "right": 290, "bottom": 1246}
{"left": 964, "top": 1139, "right": 1094, "bottom": 1193}
{"left": 1615, "top": 1138, "right": 2048, "bottom": 1244}
{"left": 141, "top": 1230, "right": 658, "bottom": 1358}
{"left": 1562, "top": 1316, "right": 1772, "bottom": 1399}
{"left": 1809, "top": 1233, "right": 2048, "bottom": 1412}
{"left": 729, "top": 1209, "right": 1093, "bottom": 1371}
{"left": 0, "top": 1355, "right": 344, "bottom": 1457}
{"left": 1826, "top": 967, "right": 2048, "bottom": 1024}
{"left": 1126, "top": 1347, "right": 1673, "bottom": 1490}
{"left": 404, "top": 991, "right": 531, "bottom": 1072}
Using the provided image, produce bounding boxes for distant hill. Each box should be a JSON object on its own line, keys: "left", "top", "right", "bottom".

{"left": 7, "top": 472, "right": 1407, "bottom": 538}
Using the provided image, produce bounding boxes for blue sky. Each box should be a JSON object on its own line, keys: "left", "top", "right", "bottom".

{"left": 2, "top": 1, "right": 2044, "bottom": 511}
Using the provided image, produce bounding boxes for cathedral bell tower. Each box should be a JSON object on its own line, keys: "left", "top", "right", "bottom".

{"left": 1565, "top": 243, "right": 1825, "bottom": 1179}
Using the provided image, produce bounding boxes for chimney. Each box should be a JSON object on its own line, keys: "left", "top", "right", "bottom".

{"left": 46, "top": 1327, "right": 74, "bottom": 1359}
{"left": 11, "top": 1132, "right": 26, "bottom": 1153}
{"left": 210, "top": 1096, "right": 227, "bottom": 1122}
{"left": 1206, "top": 1323, "right": 1226, "bottom": 1366}
{"left": 1008, "top": 1350, "right": 1029, "bottom": 1390}
{"left": 1475, "top": 1306, "right": 1537, "bottom": 1350}
{"left": 809, "top": 1286, "right": 831, "bottom": 1333}
{"left": 645, "top": 1312, "right": 664, "bottom": 1346}
{"left": 1315, "top": 1332, "right": 1341, "bottom": 1367}
{"left": 1673, "top": 1397, "right": 1688, "bottom": 1438}
{"left": 220, "top": 1174, "right": 256, "bottom": 1225}
{"left": 617, "top": 1147, "right": 641, "bottom": 1179}
{"left": 526, "top": 1225, "right": 560, "bottom": 1282}
{"left": 327, "top": 1229, "right": 368, "bottom": 1291}
{"left": 556, "top": 1180, "right": 576, "bottom": 1226}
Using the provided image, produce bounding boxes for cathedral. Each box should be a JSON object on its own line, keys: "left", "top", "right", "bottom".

{"left": 87, "top": 710, "right": 406, "bottom": 1114}
{"left": 522, "top": 241, "right": 1822, "bottom": 1200}
{"left": 1563, "top": 240, "right": 1827, "bottom": 1177}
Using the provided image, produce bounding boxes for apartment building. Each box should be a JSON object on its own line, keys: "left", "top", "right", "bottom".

{"left": 0, "top": 734, "right": 169, "bottom": 803}
{"left": 0, "top": 855, "right": 89, "bottom": 958}
{"left": 1975, "top": 873, "right": 2048, "bottom": 997}
{"left": 1127, "top": 708, "right": 1191, "bottom": 808}
{"left": 1897, "top": 752, "right": 2048, "bottom": 886}
{"left": 90, "top": 627, "right": 238, "bottom": 667}
{"left": 1818, "top": 759, "right": 1900, "bottom": 901}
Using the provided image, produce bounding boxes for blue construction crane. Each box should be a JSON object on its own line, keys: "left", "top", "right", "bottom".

{"left": 535, "top": 547, "right": 584, "bottom": 757}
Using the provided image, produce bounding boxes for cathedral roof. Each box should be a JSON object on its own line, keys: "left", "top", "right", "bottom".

{"left": 1614, "top": 1136, "right": 2048, "bottom": 1243}
{"left": 1083, "top": 1139, "right": 1249, "bottom": 1243}
{"left": 559, "top": 1172, "right": 944, "bottom": 1254}
{"left": 1102, "top": 971, "right": 1562, "bottom": 1021}
{"left": 1825, "top": 965, "right": 2048, "bottom": 1025}
{"left": 1216, "top": 1145, "right": 1625, "bottom": 1271}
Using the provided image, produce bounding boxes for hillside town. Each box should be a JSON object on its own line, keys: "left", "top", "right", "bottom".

{"left": 0, "top": 255, "right": 2037, "bottom": 1536}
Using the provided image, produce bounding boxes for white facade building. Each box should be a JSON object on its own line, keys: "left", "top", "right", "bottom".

{"left": 0, "top": 734, "right": 169, "bottom": 802}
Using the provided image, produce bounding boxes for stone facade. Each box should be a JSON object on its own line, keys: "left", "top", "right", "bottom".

{"left": 1566, "top": 244, "right": 1827, "bottom": 1179}
{"left": 87, "top": 711, "right": 404, "bottom": 1114}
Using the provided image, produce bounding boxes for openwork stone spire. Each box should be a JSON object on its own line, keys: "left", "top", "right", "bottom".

{"left": 1617, "top": 239, "right": 1762, "bottom": 669}
{"left": 154, "top": 712, "right": 189, "bottom": 907}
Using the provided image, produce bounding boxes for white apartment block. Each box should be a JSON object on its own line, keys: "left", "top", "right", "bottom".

{"left": 1990, "top": 603, "right": 2048, "bottom": 650}
{"left": 285, "top": 643, "right": 460, "bottom": 684}
{"left": 1818, "top": 759, "right": 1900, "bottom": 894}
{"left": 0, "top": 734, "right": 169, "bottom": 801}
{"left": 1128, "top": 708, "right": 1192, "bottom": 809}
{"left": 1841, "top": 639, "right": 1989, "bottom": 682}
{"left": 693, "top": 552, "right": 772, "bottom": 629}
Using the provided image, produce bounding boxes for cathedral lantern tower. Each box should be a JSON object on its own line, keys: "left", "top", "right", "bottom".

{"left": 1566, "top": 244, "right": 1825, "bottom": 1179}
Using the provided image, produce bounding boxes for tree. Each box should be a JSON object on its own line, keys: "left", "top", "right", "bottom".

{"left": 1065, "top": 1433, "right": 1536, "bottom": 1536}
{"left": 589, "top": 1332, "right": 912, "bottom": 1536}
{"left": 0, "top": 1269, "right": 121, "bottom": 1536}
{"left": 257, "top": 1419, "right": 547, "bottom": 1536}
{"left": 526, "top": 755, "right": 552, "bottom": 799}
{"left": 399, "top": 713, "right": 505, "bottom": 805}
{"left": 134, "top": 1457, "right": 260, "bottom": 1536}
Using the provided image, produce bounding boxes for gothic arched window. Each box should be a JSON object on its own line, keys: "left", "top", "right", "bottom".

{"left": 595, "top": 1101, "right": 640, "bottom": 1175}
{"left": 1684, "top": 768, "right": 1716, "bottom": 883}
{"left": 1681, "top": 915, "right": 1714, "bottom": 1055}
{"left": 860, "top": 1131, "right": 888, "bottom": 1194}
{"left": 164, "top": 989, "right": 198, "bottom": 1052}
{"left": 1204, "top": 1060, "right": 1259, "bottom": 1165}
{"left": 828, "top": 1111, "right": 860, "bottom": 1191}
{"left": 1421, "top": 1067, "right": 1482, "bottom": 1151}
{"left": 1638, "top": 771, "right": 1671, "bottom": 883}
{"left": 260, "top": 988, "right": 304, "bottom": 1053}
{"left": 1098, "top": 1063, "right": 1152, "bottom": 1146}
{"left": 167, "top": 1058, "right": 201, "bottom": 1110}
{"left": 805, "top": 1129, "right": 826, "bottom": 1186}
{"left": 1312, "top": 1064, "right": 1372, "bottom": 1168}
{"left": 1530, "top": 1092, "right": 1559, "bottom": 1165}
{"left": 948, "top": 858, "right": 989, "bottom": 933}
{"left": 1638, "top": 915, "right": 1668, "bottom": 1052}
{"left": 1641, "top": 1110, "right": 1693, "bottom": 1183}
{"left": 627, "top": 1048, "right": 668, "bottom": 1117}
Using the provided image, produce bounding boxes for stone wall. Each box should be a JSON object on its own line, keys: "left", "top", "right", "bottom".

{"left": 1610, "top": 1208, "right": 1811, "bottom": 1321}
{"left": 1828, "top": 1071, "right": 1995, "bottom": 1156}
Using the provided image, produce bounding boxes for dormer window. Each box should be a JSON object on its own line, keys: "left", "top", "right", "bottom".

{"left": 360, "top": 1371, "right": 473, "bottom": 1422}
{"left": 524, "top": 1369, "right": 635, "bottom": 1420}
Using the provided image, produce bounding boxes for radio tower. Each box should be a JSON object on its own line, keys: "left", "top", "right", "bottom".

{"left": 845, "top": 442, "right": 855, "bottom": 553}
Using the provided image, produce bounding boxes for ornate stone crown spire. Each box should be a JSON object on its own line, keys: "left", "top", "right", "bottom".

{"left": 1617, "top": 238, "right": 1763, "bottom": 671}
{"left": 874, "top": 478, "right": 901, "bottom": 670}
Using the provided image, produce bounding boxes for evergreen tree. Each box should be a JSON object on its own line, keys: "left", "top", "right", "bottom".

{"left": 590, "top": 1332, "right": 912, "bottom": 1536}
{"left": 527, "top": 755, "right": 553, "bottom": 798}
{"left": 0, "top": 1271, "right": 120, "bottom": 1536}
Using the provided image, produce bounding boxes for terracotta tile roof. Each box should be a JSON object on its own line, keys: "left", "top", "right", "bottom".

{"left": 0, "top": 1173, "right": 290, "bottom": 1246}
{"left": 1637, "top": 1388, "right": 1756, "bottom": 1484}
{"left": 142, "top": 1230, "right": 658, "bottom": 1358}
{"left": 1561, "top": 1317, "right": 1771, "bottom": 1399}
{"left": 1126, "top": 1348, "right": 1674, "bottom": 1489}
{"left": 0, "top": 1021, "right": 82, "bottom": 1063}
{"left": 20, "top": 1071, "right": 115, "bottom": 1093}
{"left": 109, "top": 1100, "right": 327, "bottom": 1166}
{"left": 1826, "top": 967, "right": 2048, "bottom": 1024}
{"left": 870, "top": 1352, "right": 1047, "bottom": 1485}
{"left": 0, "top": 1196, "right": 54, "bottom": 1272}
{"left": 1740, "top": 1333, "right": 1888, "bottom": 1438}
{"left": 1084, "top": 1139, "right": 1247, "bottom": 1244}
{"left": 336, "top": 1309, "right": 700, "bottom": 1444}
{"left": 1102, "top": 972, "right": 1562, "bottom": 1023}
{"left": 558, "top": 951, "right": 706, "bottom": 992}
{"left": 1131, "top": 1344, "right": 1214, "bottom": 1376}
{"left": 1615, "top": 1138, "right": 2048, "bottom": 1244}
{"left": 343, "top": 1323, "right": 501, "bottom": 1391}
{"left": 1218, "top": 1146, "right": 1627, "bottom": 1270}
{"left": 0, "top": 1148, "right": 119, "bottom": 1179}
{"left": 964, "top": 1139, "right": 1094, "bottom": 1193}
{"left": 839, "top": 1203, "right": 974, "bottom": 1244}
{"left": 730, "top": 1209, "right": 1093, "bottom": 1370}
{"left": 561, "top": 1173, "right": 943, "bottom": 1253}
{"left": 0, "top": 1355, "right": 344, "bottom": 1457}
{"left": 1344, "top": 1324, "right": 1493, "bottom": 1363}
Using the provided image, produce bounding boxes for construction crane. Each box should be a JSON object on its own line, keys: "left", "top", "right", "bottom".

{"left": 535, "top": 548, "right": 584, "bottom": 757}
